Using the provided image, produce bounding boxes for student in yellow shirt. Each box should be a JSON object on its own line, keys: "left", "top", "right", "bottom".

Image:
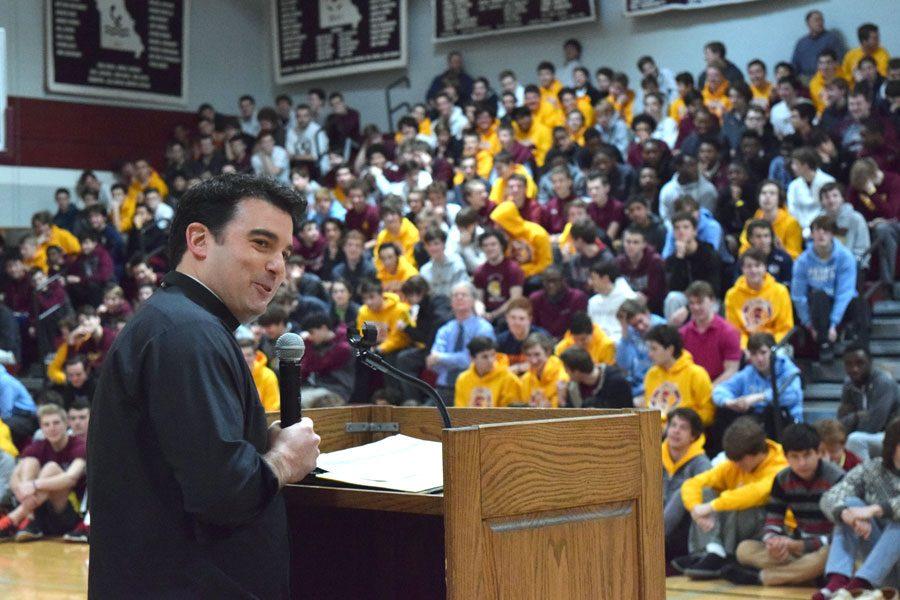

{"left": 559, "top": 87, "right": 594, "bottom": 128}
{"left": 375, "top": 201, "right": 419, "bottom": 266}
{"left": 702, "top": 62, "right": 732, "bottom": 121}
{"left": 119, "top": 158, "right": 169, "bottom": 232}
{"left": 356, "top": 279, "right": 411, "bottom": 356}
{"left": 675, "top": 417, "right": 788, "bottom": 579}
{"left": 555, "top": 312, "right": 616, "bottom": 366}
{"left": 642, "top": 324, "right": 715, "bottom": 426}
{"left": 738, "top": 180, "right": 804, "bottom": 259}
{"left": 746, "top": 60, "right": 775, "bottom": 109}
{"left": 29, "top": 211, "right": 82, "bottom": 272}
{"left": 454, "top": 337, "right": 523, "bottom": 408}
{"left": 670, "top": 72, "right": 697, "bottom": 123}
{"left": 238, "top": 338, "right": 280, "bottom": 412}
{"left": 607, "top": 72, "right": 637, "bottom": 126}
{"left": 520, "top": 332, "right": 568, "bottom": 408}
{"left": 375, "top": 242, "right": 418, "bottom": 293}
{"left": 457, "top": 131, "right": 493, "bottom": 181}
{"left": 842, "top": 23, "right": 890, "bottom": 77}
{"left": 537, "top": 61, "right": 563, "bottom": 112}
{"left": 489, "top": 154, "right": 538, "bottom": 204}
{"left": 473, "top": 106, "right": 501, "bottom": 156}
{"left": 511, "top": 107, "right": 554, "bottom": 167}
{"left": 724, "top": 249, "right": 794, "bottom": 348}
{"left": 809, "top": 49, "right": 851, "bottom": 114}
{"left": 524, "top": 85, "right": 564, "bottom": 131}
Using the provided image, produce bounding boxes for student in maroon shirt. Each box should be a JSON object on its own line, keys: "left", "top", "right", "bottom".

{"left": 678, "top": 280, "right": 742, "bottom": 385}
{"left": 474, "top": 229, "right": 525, "bottom": 325}
{"left": 506, "top": 174, "right": 543, "bottom": 224}
{"left": 540, "top": 166, "right": 578, "bottom": 235}
{"left": 343, "top": 182, "right": 380, "bottom": 243}
{"left": 585, "top": 171, "right": 625, "bottom": 241}
{"left": 67, "top": 231, "right": 115, "bottom": 308}
{"left": 294, "top": 220, "right": 327, "bottom": 275}
{"left": 2, "top": 254, "right": 33, "bottom": 314}
{"left": 67, "top": 306, "right": 117, "bottom": 374}
{"left": 615, "top": 226, "right": 667, "bottom": 315}
{"left": 0, "top": 403, "right": 86, "bottom": 541}
{"left": 528, "top": 266, "right": 588, "bottom": 339}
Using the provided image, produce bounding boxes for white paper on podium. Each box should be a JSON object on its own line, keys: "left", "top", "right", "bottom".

{"left": 315, "top": 434, "right": 443, "bottom": 493}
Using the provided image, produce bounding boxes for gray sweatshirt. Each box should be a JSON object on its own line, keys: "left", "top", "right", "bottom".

{"left": 820, "top": 459, "right": 900, "bottom": 525}
{"left": 838, "top": 368, "right": 900, "bottom": 434}
{"left": 824, "top": 203, "right": 870, "bottom": 262}
{"left": 663, "top": 450, "right": 712, "bottom": 535}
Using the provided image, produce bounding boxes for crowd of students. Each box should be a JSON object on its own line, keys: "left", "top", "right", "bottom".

{"left": 0, "top": 8, "right": 898, "bottom": 596}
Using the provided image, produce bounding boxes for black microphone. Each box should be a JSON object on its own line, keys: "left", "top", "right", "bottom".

{"left": 276, "top": 332, "right": 305, "bottom": 427}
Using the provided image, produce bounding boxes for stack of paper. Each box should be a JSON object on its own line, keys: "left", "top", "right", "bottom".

{"left": 315, "top": 434, "right": 444, "bottom": 493}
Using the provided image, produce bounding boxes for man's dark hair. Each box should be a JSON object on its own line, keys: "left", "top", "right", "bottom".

{"left": 64, "top": 354, "right": 89, "bottom": 371}
{"left": 669, "top": 407, "right": 703, "bottom": 440}
{"left": 747, "top": 59, "right": 766, "bottom": 72}
{"left": 478, "top": 228, "right": 508, "bottom": 252}
{"left": 704, "top": 41, "right": 726, "bottom": 58}
{"left": 239, "top": 94, "right": 255, "bottom": 105}
{"left": 746, "top": 218, "right": 774, "bottom": 239}
{"left": 257, "top": 305, "right": 288, "bottom": 327}
{"left": 723, "top": 417, "right": 768, "bottom": 461}
{"left": 791, "top": 103, "right": 817, "bottom": 127}
{"left": 537, "top": 61, "right": 556, "bottom": 74}
{"left": 747, "top": 332, "right": 776, "bottom": 352}
{"left": 423, "top": 227, "right": 447, "bottom": 245}
{"left": 308, "top": 88, "right": 326, "bottom": 101}
{"left": 400, "top": 275, "right": 430, "bottom": 297}
{"left": 645, "top": 324, "right": 683, "bottom": 358}
{"left": 32, "top": 210, "right": 53, "bottom": 226}
{"left": 467, "top": 335, "right": 496, "bottom": 356}
{"left": 55, "top": 187, "right": 71, "bottom": 198}
{"left": 68, "top": 399, "right": 90, "bottom": 412}
{"left": 636, "top": 56, "right": 655, "bottom": 72}
{"left": 78, "top": 230, "right": 101, "bottom": 244}
{"left": 684, "top": 280, "right": 715, "bottom": 300}
{"left": 589, "top": 260, "right": 619, "bottom": 281}
{"left": 301, "top": 312, "right": 330, "bottom": 331}
{"left": 358, "top": 278, "right": 383, "bottom": 296}
{"left": 843, "top": 342, "right": 871, "bottom": 360}
{"left": 675, "top": 72, "right": 694, "bottom": 87}
{"left": 740, "top": 247, "right": 768, "bottom": 267}
{"left": 168, "top": 174, "right": 304, "bottom": 266}
{"left": 569, "top": 312, "right": 593, "bottom": 336}
{"left": 376, "top": 242, "right": 400, "bottom": 258}
{"left": 671, "top": 211, "right": 697, "bottom": 229}
{"left": 397, "top": 115, "right": 418, "bottom": 131}
{"left": 632, "top": 113, "right": 657, "bottom": 132}
{"left": 781, "top": 423, "right": 821, "bottom": 454}
{"left": 622, "top": 225, "right": 646, "bottom": 240}
{"left": 559, "top": 347, "right": 593, "bottom": 374}
{"left": 571, "top": 221, "right": 599, "bottom": 244}
{"left": 857, "top": 23, "right": 878, "bottom": 44}
{"left": 810, "top": 214, "right": 837, "bottom": 234}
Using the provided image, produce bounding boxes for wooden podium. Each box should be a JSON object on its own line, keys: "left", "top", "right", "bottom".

{"left": 277, "top": 406, "right": 665, "bottom": 600}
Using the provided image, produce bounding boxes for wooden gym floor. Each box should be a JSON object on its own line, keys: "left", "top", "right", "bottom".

{"left": 0, "top": 540, "right": 818, "bottom": 599}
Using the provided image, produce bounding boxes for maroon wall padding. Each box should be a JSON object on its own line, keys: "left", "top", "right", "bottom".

{"left": 0, "top": 96, "right": 197, "bottom": 171}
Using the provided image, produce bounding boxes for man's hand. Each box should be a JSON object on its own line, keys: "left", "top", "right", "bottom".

{"left": 425, "top": 353, "right": 441, "bottom": 369}
{"left": 828, "top": 326, "right": 838, "bottom": 343}
{"left": 727, "top": 398, "right": 750, "bottom": 412}
{"left": 695, "top": 514, "right": 716, "bottom": 533}
{"left": 764, "top": 535, "right": 792, "bottom": 561}
{"left": 674, "top": 240, "right": 687, "bottom": 259}
{"left": 264, "top": 417, "right": 320, "bottom": 486}
{"left": 691, "top": 502, "right": 715, "bottom": 531}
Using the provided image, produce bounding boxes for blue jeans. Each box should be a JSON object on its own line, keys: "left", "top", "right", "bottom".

{"left": 825, "top": 497, "right": 900, "bottom": 586}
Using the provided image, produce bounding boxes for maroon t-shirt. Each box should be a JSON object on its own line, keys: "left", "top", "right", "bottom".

{"left": 529, "top": 287, "right": 588, "bottom": 339}
{"left": 344, "top": 204, "right": 381, "bottom": 240}
{"left": 473, "top": 258, "right": 525, "bottom": 313}
{"left": 295, "top": 236, "right": 326, "bottom": 273}
{"left": 540, "top": 196, "right": 574, "bottom": 235}
{"left": 679, "top": 315, "right": 742, "bottom": 382}
{"left": 586, "top": 198, "right": 625, "bottom": 231}
{"left": 21, "top": 434, "right": 87, "bottom": 495}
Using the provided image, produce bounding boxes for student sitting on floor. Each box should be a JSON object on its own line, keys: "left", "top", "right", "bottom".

{"left": 554, "top": 311, "right": 616, "bottom": 367}
{"left": 674, "top": 417, "right": 788, "bottom": 580}
{"left": 815, "top": 418, "right": 864, "bottom": 473}
{"left": 728, "top": 423, "right": 844, "bottom": 587}
{"left": 815, "top": 418, "right": 900, "bottom": 599}
{"left": 838, "top": 344, "right": 900, "bottom": 462}
{"left": 662, "top": 408, "right": 712, "bottom": 564}
{"left": 454, "top": 337, "right": 523, "bottom": 408}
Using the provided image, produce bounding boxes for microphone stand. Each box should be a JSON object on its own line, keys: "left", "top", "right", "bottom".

{"left": 350, "top": 337, "right": 453, "bottom": 429}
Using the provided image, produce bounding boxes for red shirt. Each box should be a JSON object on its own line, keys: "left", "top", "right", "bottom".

{"left": 473, "top": 258, "right": 525, "bottom": 313}
{"left": 344, "top": 204, "right": 381, "bottom": 240}
{"left": 679, "top": 315, "right": 742, "bottom": 381}
{"left": 528, "top": 286, "right": 588, "bottom": 339}
{"left": 540, "top": 196, "right": 573, "bottom": 234}
{"left": 586, "top": 198, "right": 625, "bottom": 231}
{"left": 21, "top": 435, "right": 87, "bottom": 495}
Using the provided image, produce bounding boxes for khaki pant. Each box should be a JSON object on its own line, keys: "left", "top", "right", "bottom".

{"left": 736, "top": 540, "right": 828, "bottom": 586}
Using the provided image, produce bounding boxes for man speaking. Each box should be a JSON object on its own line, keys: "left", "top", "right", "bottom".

{"left": 88, "top": 175, "right": 321, "bottom": 598}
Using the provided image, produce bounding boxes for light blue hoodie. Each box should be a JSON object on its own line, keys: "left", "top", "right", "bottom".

{"left": 790, "top": 238, "right": 857, "bottom": 327}
{"left": 616, "top": 313, "right": 667, "bottom": 396}
{"left": 713, "top": 354, "right": 804, "bottom": 422}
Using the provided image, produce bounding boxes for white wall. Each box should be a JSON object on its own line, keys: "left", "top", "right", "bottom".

{"left": 0, "top": 0, "right": 274, "bottom": 112}
{"left": 279, "top": 0, "right": 899, "bottom": 130}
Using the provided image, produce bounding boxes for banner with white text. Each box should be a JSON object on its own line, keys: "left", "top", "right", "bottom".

{"left": 433, "top": 0, "right": 597, "bottom": 42}
{"left": 624, "top": 0, "right": 764, "bottom": 17}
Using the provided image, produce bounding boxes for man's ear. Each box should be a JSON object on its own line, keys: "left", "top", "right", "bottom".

{"left": 185, "top": 222, "right": 211, "bottom": 260}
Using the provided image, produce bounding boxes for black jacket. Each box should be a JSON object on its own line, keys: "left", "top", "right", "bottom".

{"left": 665, "top": 241, "right": 722, "bottom": 296}
{"left": 404, "top": 294, "right": 452, "bottom": 348}
{"left": 89, "top": 271, "right": 288, "bottom": 598}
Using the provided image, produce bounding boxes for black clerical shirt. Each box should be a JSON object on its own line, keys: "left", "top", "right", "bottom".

{"left": 88, "top": 271, "right": 288, "bottom": 599}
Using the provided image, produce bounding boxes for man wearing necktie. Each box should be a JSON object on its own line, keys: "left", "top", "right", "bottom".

{"left": 425, "top": 282, "right": 495, "bottom": 404}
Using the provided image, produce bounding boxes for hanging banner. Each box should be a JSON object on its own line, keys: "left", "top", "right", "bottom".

{"left": 272, "top": 0, "right": 407, "bottom": 84}
{"left": 433, "top": 0, "right": 597, "bottom": 42}
{"left": 624, "top": 0, "right": 764, "bottom": 17}
{"left": 45, "top": 0, "right": 187, "bottom": 104}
